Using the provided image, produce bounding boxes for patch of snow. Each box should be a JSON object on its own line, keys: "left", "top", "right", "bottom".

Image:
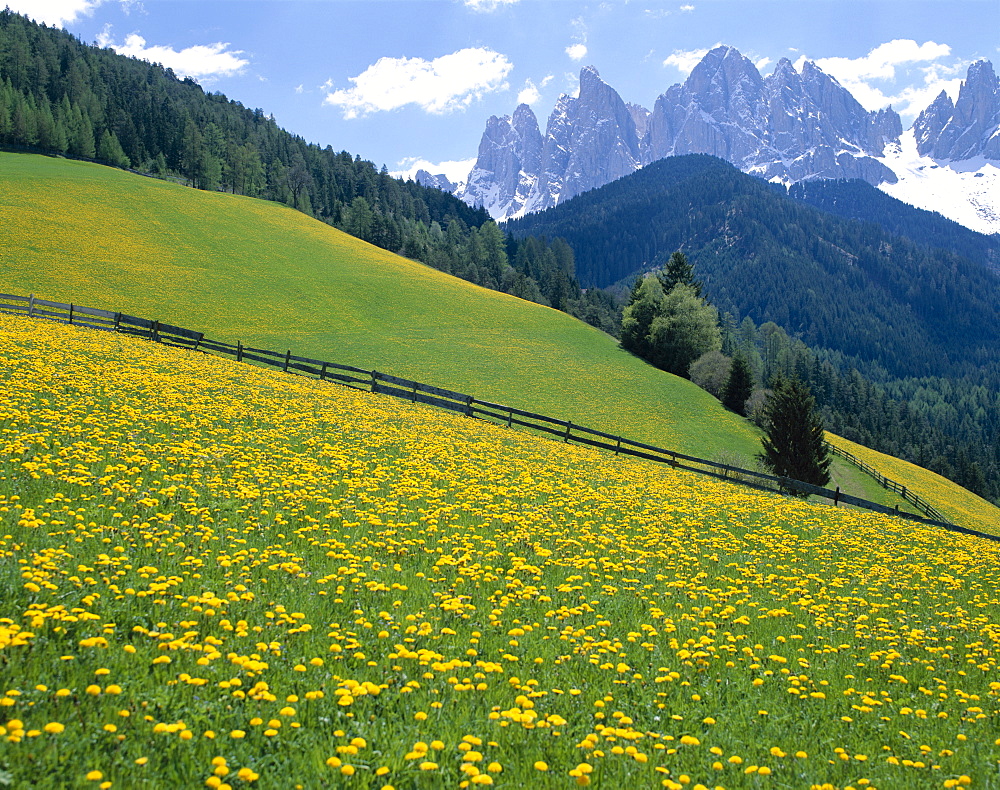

{"left": 877, "top": 129, "right": 1000, "bottom": 236}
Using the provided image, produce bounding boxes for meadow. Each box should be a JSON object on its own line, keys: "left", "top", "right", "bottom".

{"left": 2, "top": 152, "right": 978, "bottom": 524}
{"left": 1, "top": 314, "right": 998, "bottom": 789}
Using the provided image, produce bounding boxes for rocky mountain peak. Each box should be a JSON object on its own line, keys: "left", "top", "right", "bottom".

{"left": 913, "top": 59, "right": 999, "bottom": 160}
{"left": 459, "top": 49, "right": 996, "bottom": 223}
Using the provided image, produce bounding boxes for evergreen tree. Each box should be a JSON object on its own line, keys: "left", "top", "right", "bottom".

{"left": 96, "top": 128, "right": 130, "bottom": 168}
{"left": 620, "top": 275, "right": 662, "bottom": 359}
{"left": 657, "top": 250, "right": 702, "bottom": 296}
{"left": 722, "top": 354, "right": 754, "bottom": 415}
{"left": 758, "top": 377, "right": 831, "bottom": 487}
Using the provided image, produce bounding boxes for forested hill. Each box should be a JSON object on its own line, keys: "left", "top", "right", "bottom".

{"left": 505, "top": 154, "right": 1000, "bottom": 384}
{"left": 0, "top": 10, "right": 618, "bottom": 325}
{"left": 787, "top": 179, "right": 1000, "bottom": 274}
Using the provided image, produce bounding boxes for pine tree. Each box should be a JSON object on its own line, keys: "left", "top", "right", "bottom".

{"left": 758, "top": 377, "right": 831, "bottom": 487}
{"left": 722, "top": 355, "right": 754, "bottom": 415}
{"left": 657, "top": 251, "right": 702, "bottom": 297}
{"left": 620, "top": 275, "right": 661, "bottom": 359}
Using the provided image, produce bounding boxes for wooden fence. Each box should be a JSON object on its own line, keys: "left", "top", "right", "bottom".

{"left": 825, "top": 443, "right": 950, "bottom": 524}
{"left": 3, "top": 292, "right": 996, "bottom": 543}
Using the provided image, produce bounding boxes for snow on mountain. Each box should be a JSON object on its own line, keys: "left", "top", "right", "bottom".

{"left": 878, "top": 128, "right": 1000, "bottom": 236}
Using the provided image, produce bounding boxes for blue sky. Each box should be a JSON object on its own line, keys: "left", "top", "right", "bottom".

{"left": 11, "top": 0, "right": 1000, "bottom": 181}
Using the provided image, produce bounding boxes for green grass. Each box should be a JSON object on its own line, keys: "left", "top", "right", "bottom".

{"left": 2, "top": 152, "right": 989, "bottom": 527}
{"left": 3, "top": 316, "right": 999, "bottom": 790}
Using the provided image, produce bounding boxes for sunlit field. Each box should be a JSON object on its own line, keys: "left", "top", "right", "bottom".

{"left": 2, "top": 315, "right": 998, "bottom": 790}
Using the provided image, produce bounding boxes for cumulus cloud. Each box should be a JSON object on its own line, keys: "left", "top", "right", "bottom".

{"left": 679, "top": 4, "right": 695, "bottom": 11}
{"left": 800, "top": 39, "right": 964, "bottom": 120}
{"left": 565, "top": 16, "right": 588, "bottom": 63}
{"left": 517, "top": 75, "right": 552, "bottom": 105}
{"left": 463, "top": 0, "right": 520, "bottom": 10}
{"left": 811, "top": 39, "right": 952, "bottom": 84}
{"left": 324, "top": 48, "right": 513, "bottom": 119}
{"left": 755, "top": 56, "right": 772, "bottom": 73}
{"left": 5, "top": 0, "right": 103, "bottom": 26}
{"left": 662, "top": 43, "right": 720, "bottom": 74}
{"left": 97, "top": 27, "right": 249, "bottom": 82}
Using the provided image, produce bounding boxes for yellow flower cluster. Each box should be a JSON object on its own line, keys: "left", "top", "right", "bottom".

{"left": 0, "top": 314, "right": 998, "bottom": 789}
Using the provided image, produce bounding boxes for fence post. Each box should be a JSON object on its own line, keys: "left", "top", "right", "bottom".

{"left": 615, "top": 437, "right": 621, "bottom": 455}
{"left": 152, "top": 320, "right": 160, "bottom": 342}
{"left": 564, "top": 421, "right": 572, "bottom": 443}
{"left": 192, "top": 333, "right": 202, "bottom": 352}
{"left": 320, "top": 362, "right": 328, "bottom": 381}
{"left": 236, "top": 341, "right": 243, "bottom": 363}
{"left": 464, "top": 395, "right": 473, "bottom": 417}
{"left": 370, "top": 371, "right": 377, "bottom": 392}
{"left": 28, "top": 293, "right": 35, "bottom": 317}
{"left": 114, "top": 312, "right": 121, "bottom": 331}
{"left": 411, "top": 382, "right": 417, "bottom": 402}
{"left": 833, "top": 486, "right": 840, "bottom": 507}
{"left": 68, "top": 303, "right": 74, "bottom": 324}
{"left": 283, "top": 349, "right": 290, "bottom": 373}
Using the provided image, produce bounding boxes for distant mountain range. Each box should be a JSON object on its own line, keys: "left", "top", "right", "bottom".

{"left": 419, "top": 46, "right": 1000, "bottom": 234}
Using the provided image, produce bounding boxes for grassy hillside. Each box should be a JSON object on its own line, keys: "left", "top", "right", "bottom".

{"left": 2, "top": 316, "right": 999, "bottom": 789}
{"left": 1, "top": 153, "right": 753, "bottom": 459}
{"left": 2, "top": 152, "right": 991, "bottom": 526}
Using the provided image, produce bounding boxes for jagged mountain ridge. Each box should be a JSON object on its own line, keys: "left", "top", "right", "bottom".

{"left": 451, "top": 46, "right": 998, "bottom": 231}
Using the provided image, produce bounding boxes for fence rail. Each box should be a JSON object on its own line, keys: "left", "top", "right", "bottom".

{"left": 824, "top": 443, "right": 949, "bottom": 524}
{"left": 3, "top": 292, "right": 995, "bottom": 543}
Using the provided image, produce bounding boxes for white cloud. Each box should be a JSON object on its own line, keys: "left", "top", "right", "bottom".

{"left": 97, "top": 27, "right": 249, "bottom": 82}
{"left": 5, "top": 0, "right": 102, "bottom": 26}
{"left": 392, "top": 156, "right": 476, "bottom": 185}
{"left": 679, "top": 4, "right": 695, "bottom": 11}
{"left": 463, "top": 0, "right": 520, "bottom": 10}
{"left": 517, "top": 75, "right": 552, "bottom": 105}
{"left": 566, "top": 43, "right": 588, "bottom": 62}
{"left": 324, "top": 48, "right": 513, "bottom": 119}
{"left": 294, "top": 84, "right": 304, "bottom": 94}
{"left": 662, "top": 43, "right": 720, "bottom": 74}
{"left": 755, "top": 56, "right": 772, "bottom": 73}
{"left": 802, "top": 39, "right": 964, "bottom": 121}
{"left": 813, "top": 39, "right": 951, "bottom": 84}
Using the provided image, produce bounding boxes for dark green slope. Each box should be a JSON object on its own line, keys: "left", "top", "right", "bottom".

{"left": 787, "top": 179, "right": 1000, "bottom": 273}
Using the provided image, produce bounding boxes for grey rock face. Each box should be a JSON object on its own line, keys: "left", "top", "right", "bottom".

{"left": 913, "top": 60, "right": 1000, "bottom": 160}
{"left": 415, "top": 170, "right": 457, "bottom": 193}
{"left": 642, "top": 48, "right": 898, "bottom": 183}
{"left": 462, "top": 67, "right": 644, "bottom": 217}
{"left": 459, "top": 103, "right": 543, "bottom": 219}
{"left": 540, "top": 66, "right": 643, "bottom": 208}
